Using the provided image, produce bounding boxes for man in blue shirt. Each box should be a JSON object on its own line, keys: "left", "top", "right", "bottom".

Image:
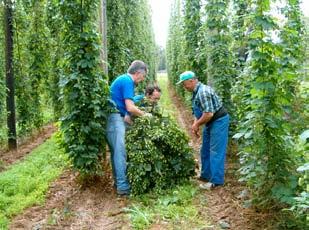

{"left": 177, "top": 71, "right": 230, "bottom": 190}
{"left": 106, "top": 60, "right": 149, "bottom": 196}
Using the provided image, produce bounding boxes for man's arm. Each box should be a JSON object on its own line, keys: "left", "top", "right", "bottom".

{"left": 191, "top": 112, "right": 213, "bottom": 136}
{"left": 125, "top": 99, "right": 145, "bottom": 116}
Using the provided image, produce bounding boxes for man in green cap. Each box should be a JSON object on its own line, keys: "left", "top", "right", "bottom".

{"left": 177, "top": 71, "right": 230, "bottom": 190}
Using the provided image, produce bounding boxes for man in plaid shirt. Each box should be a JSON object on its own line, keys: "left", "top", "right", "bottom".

{"left": 177, "top": 71, "right": 230, "bottom": 190}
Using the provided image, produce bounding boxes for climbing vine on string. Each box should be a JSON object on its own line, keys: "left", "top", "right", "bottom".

{"left": 183, "top": 0, "right": 203, "bottom": 80}
{"left": 106, "top": 0, "right": 156, "bottom": 82}
{"left": 166, "top": 0, "right": 186, "bottom": 97}
{"left": 46, "top": 0, "right": 65, "bottom": 119}
{"left": 234, "top": 0, "right": 299, "bottom": 208}
{"left": 204, "top": 0, "right": 234, "bottom": 113}
{"left": 0, "top": 4, "right": 6, "bottom": 144}
{"left": 59, "top": 0, "right": 110, "bottom": 175}
{"left": 27, "top": 0, "right": 51, "bottom": 129}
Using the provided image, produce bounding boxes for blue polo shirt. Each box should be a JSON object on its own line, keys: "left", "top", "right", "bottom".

{"left": 110, "top": 73, "right": 135, "bottom": 116}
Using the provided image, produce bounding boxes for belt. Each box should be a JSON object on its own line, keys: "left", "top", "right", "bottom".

{"left": 208, "top": 106, "right": 228, "bottom": 125}
{"left": 111, "top": 112, "right": 124, "bottom": 117}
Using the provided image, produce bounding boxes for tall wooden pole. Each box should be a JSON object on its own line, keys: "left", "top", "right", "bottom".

{"left": 4, "top": 0, "right": 17, "bottom": 150}
{"left": 100, "top": 0, "right": 108, "bottom": 76}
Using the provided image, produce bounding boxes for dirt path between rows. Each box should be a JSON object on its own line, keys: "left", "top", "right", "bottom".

{"left": 8, "top": 86, "right": 275, "bottom": 230}
{"left": 10, "top": 158, "right": 130, "bottom": 230}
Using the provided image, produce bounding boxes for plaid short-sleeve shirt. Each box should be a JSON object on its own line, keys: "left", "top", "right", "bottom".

{"left": 192, "top": 82, "right": 222, "bottom": 113}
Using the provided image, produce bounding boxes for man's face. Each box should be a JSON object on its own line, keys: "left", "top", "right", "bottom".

{"left": 135, "top": 71, "right": 146, "bottom": 84}
{"left": 148, "top": 90, "right": 161, "bottom": 103}
{"left": 182, "top": 79, "right": 195, "bottom": 92}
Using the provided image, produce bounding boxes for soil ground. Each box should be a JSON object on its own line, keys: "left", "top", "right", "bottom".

{"left": 6, "top": 89, "right": 276, "bottom": 230}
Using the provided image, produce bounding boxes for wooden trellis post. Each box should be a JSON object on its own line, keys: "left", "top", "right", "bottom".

{"left": 4, "top": 0, "right": 17, "bottom": 150}
{"left": 100, "top": 0, "right": 108, "bottom": 76}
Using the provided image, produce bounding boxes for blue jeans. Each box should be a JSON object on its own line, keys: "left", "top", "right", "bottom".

{"left": 200, "top": 115, "right": 230, "bottom": 185}
{"left": 106, "top": 113, "right": 130, "bottom": 191}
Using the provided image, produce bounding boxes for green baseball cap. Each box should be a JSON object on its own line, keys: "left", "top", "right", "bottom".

{"left": 176, "top": 71, "right": 196, "bottom": 85}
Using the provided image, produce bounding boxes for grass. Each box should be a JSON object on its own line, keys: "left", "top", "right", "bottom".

{"left": 0, "top": 134, "right": 69, "bottom": 229}
{"left": 157, "top": 72, "right": 178, "bottom": 117}
{"left": 126, "top": 183, "right": 213, "bottom": 230}
{"left": 157, "top": 72, "right": 192, "bottom": 115}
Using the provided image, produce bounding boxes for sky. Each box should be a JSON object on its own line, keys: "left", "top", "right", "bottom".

{"left": 149, "top": 0, "right": 309, "bottom": 48}
{"left": 149, "top": 0, "right": 173, "bottom": 48}
{"left": 301, "top": 1, "right": 309, "bottom": 17}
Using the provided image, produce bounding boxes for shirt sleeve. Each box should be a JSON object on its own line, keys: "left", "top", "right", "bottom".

{"left": 122, "top": 77, "right": 134, "bottom": 100}
{"left": 133, "top": 94, "right": 145, "bottom": 103}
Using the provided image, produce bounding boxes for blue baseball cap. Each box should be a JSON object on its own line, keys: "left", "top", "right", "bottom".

{"left": 176, "top": 71, "right": 196, "bottom": 85}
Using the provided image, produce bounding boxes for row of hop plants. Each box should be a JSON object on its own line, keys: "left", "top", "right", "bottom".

{"left": 0, "top": 0, "right": 59, "bottom": 146}
{"left": 59, "top": 0, "right": 110, "bottom": 174}
{"left": 1, "top": 0, "right": 157, "bottom": 173}
{"left": 106, "top": 0, "right": 156, "bottom": 83}
{"left": 167, "top": 0, "right": 308, "bottom": 227}
{"left": 0, "top": 0, "right": 157, "bottom": 145}
{"left": 59, "top": 0, "right": 158, "bottom": 175}
{"left": 233, "top": 1, "right": 308, "bottom": 227}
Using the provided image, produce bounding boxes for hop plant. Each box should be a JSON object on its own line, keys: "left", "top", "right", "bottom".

{"left": 126, "top": 113, "right": 195, "bottom": 195}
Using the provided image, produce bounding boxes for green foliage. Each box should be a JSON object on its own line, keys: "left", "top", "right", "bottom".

{"left": 167, "top": 0, "right": 235, "bottom": 111}
{"left": 59, "top": 0, "right": 109, "bottom": 175}
{"left": 285, "top": 130, "right": 309, "bottom": 227}
{"left": 131, "top": 0, "right": 156, "bottom": 82}
{"left": 166, "top": 0, "right": 186, "bottom": 97}
{"left": 106, "top": 0, "right": 156, "bottom": 82}
{"left": 194, "top": 11, "right": 208, "bottom": 84}
{"left": 156, "top": 73, "right": 177, "bottom": 117}
{"left": 183, "top": 0, "right": 204, "bottom": 80}
{"left": 304, "top": 17, "right": 309, "bottom": 72}
{"left": 231, "top": 0, "right": 251, "bottom": 136}
{"left": 0, "top": 5, "right": 6, "bottom": 145}
{"left": 0, "top": 135, "right": 68, "bottom": 230}
{"left": 13, "top": 0, "right": 33, "bottom": 135}
{"left": 45, "top": 0, "right": 65, "bottom": 120}
{"left": 280, "top": 0, "right": 306, "bottom": 136}
{"left": 13, "top": 0, "right": 54, "bottom": 136}
{"left": 204, "top": 0, "right": 234, "bottom": 113}
{"left": 27, "top": 0, "right": 51, "bottom": 129}
{"left": 126, "top": 114, "right": 195, "bottom": 195}
{"left": 106, "top": 0, "right": 128, "bottom": 79}
{"left": 156, "top": 46, "right": 166, "bottom": 71}
{"left": 233, "top": 0, "right": 302, "bottom": 209}
{"left": 231, "top": 0, "right": 250, "bottom": 73}
{"left": 1, "top": 0, "right": 66, "bottom": 143}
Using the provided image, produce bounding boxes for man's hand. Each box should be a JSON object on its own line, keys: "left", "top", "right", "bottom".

{"left": 191, "top": 122, "right": 200, "bottom": 137}
{"left": 124, "top": 114, "right": 133, "bottom": 125}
